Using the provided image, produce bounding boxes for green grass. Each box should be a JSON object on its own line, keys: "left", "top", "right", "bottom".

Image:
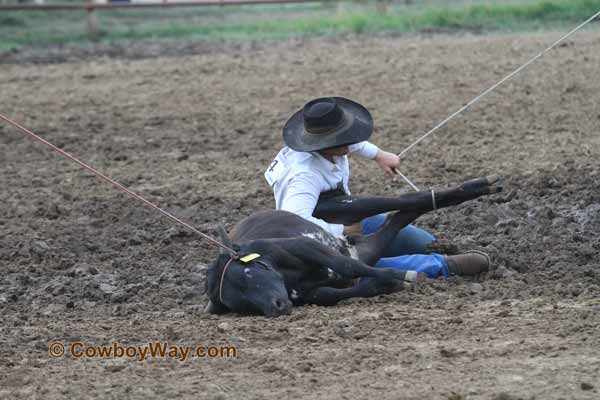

{"left": 1, "top": 0, "right": 599, "bottom": 50}
{"left": 405, "top": 0, "right": 600, "bottom": 30}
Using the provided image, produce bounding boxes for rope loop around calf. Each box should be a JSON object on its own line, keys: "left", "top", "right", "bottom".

{"left": 218, "top": 255, "right": 240, "bottom": 304}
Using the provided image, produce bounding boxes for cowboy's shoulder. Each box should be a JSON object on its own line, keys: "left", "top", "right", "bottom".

{"left": 266, "top": 147, "right": 313, "bottom": 186}
{"left": 277, "top": 154, "right": 324, "bottom": 185}
{"left": 280, "top": 159, "right": 321, "bottom": 183}
{"left": 283, "top": 147, "right": 313, "bottom": 165}
{"left": 275, "top": 148, "right": 319, "bottom": 173}
{"left": 286, "top": 154, "right": 333, "bottom": 184}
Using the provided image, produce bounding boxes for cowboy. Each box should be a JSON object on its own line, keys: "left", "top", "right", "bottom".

{"left": 264, "top": 97, "right": 490, "bottom": 278}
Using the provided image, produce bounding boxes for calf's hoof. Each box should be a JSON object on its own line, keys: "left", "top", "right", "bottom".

{"left": 445, "top": 250, "right": 491, "bottom": 276}
{"left": 372, "top": 271, "right": 427, "bottom": 294}
{"left": 399, "top": 271, "right": 428, "bottom": 292}
{"left": 403, "top": 270, "right": 428, "bottom": 284}
{"left": 461, "top": 175, "right": 503, "bottom": 196}
{"left": 380, "top": 279, "right": 423, "bottom": 294}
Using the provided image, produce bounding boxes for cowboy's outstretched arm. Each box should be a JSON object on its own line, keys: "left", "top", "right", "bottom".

{"left": 349, "top": 141, "right": 379, "bottom": 159}
{"left": 349, "top": 142, "right": 400, "bottom": 177}
{"left": 374, "top": 149, "right": 400, "bottom": 176}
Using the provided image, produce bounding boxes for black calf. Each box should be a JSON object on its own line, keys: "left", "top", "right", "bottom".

{"left": 205, "top": 175, "right": 501, "bottom": 317}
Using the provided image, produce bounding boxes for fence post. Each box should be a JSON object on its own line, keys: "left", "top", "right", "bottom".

{"left": 86, "top": 0, "right": 99, "bottom": 38}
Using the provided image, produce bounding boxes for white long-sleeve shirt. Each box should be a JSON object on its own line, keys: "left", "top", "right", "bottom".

{"left": 264, "top": 141, "right": 379, "bottom": 237}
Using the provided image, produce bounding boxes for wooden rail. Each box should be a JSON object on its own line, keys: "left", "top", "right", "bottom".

{"left": 1, "top": 0, "right": 331, "bottom": 37}
{"left": 0, "top": 0, "right": 326, "bottom": 11}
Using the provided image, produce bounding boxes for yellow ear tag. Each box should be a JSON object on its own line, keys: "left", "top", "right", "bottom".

{"left": 239, "top": 253, "right": 260, "bottom": 263}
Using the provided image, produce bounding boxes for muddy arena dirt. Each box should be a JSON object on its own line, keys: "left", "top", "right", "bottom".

{"left": 1, "top": 32, "right": 600, "bottom": 399}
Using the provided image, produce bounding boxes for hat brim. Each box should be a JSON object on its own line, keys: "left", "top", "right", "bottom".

{"left": 283, "top": 97, "right": 373, "bottom": 152}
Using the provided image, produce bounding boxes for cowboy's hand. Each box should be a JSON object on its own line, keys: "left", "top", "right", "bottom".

{"left": 343, "top": 222, "right": 362, "bottom": 237}
{"left": 374, "top": 150, "right": 400, "bottom": 176}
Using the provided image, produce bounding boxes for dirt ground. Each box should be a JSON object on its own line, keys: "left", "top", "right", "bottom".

{"left": 1, "top": 31, "right": 600, "bottom": 400}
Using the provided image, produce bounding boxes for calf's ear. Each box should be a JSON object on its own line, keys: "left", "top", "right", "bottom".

{"left": 217, "top": 225, "right": 233, "bottom": 253}
{"left": 205, "top": 300, "right": 229, "bottom": 314}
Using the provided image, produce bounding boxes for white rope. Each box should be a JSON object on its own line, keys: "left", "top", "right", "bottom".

{"left": 395, "top": 10, "right": 600, "bottom": 190}
{"left": 393, "top": 168, "right": 420, "bottom": 191}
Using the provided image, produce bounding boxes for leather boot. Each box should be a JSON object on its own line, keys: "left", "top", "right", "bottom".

{"left": 445, "top": 250, "right": 491, "bottom": 276}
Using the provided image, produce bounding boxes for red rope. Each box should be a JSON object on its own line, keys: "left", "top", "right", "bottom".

{"left": 0, "top": 113, "right": 238, "bottom": 255}
{"left": 219, "top": 256, "right": 237, "bottom": 304}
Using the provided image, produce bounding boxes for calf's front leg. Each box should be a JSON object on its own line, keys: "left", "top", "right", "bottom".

{"left": 305, "top": 278, "right": 408, "bottom": 306}
{"left": 264, "top": 237, "right": 425, "bottom": 284}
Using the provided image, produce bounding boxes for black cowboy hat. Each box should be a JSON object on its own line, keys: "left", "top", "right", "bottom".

{"left": 283, "top": 97, "right": 373, "bottom": 152}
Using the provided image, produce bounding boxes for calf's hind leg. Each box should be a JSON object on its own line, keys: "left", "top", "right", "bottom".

{"left": 314, "top": 175, "right": 502, "bottom": 225}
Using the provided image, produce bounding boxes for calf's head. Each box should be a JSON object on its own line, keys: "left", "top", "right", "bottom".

{"left": 205, "top": 250, "right": 292, "bottom": 318}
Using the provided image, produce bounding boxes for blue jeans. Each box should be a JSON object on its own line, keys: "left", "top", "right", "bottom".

{"left": 360, "top": 214, "right": 449, "bottom": 278}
